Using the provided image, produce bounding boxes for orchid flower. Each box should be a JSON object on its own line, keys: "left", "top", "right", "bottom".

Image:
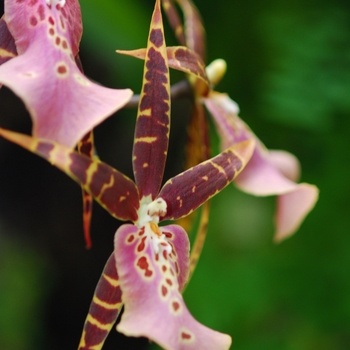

{"left": 121, "top": 0, "right": 319, "bottom": 242}
{"left": 0, "top": 0, "right": 255, "bottom": 348}
{"left": 0, "top": 0, "right": 132, "bottom": 148}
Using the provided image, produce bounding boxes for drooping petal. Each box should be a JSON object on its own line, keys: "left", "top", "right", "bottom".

{"left": 205, "top": 92, "right": 319, "bottom": 241}
{"left": 114, "top": 223, "right": 231, "bottom": 350}
{"left": 132, "top": 0, "right": 170, "bottom": 200}
{"left": 77, "top": 131, "right": 95, "bottom": 248}
{"left": 0, "top": 16, "right": 17, "bottom": 66}
{"left": 0, "top": 0, "right": 132, "bottom": 147}
{"left": 78, "top": 254, "right": 123, "bottom": 350}
{"left": 118, "top": 46, "right": 209, "bottom": 93}
{"left": 0, "top": 128, "right": 140, "bottom": 221}
{"left": 158, "top": 139, "right": 255, "bottom": 221}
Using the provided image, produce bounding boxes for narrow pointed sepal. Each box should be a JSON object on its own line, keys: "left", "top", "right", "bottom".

{"left": 114, "top": 224, "right": 231, "bottom": 350}
{"left": 0, "top": 128, "right": 139, "bottom": 221}
{"left": 158, "top": 139, "right": 255, "bottom": 221}
{"left": 0, "top": 0, "right": 132, "bottom": 147}
{"left": 118, "top": 46, "right": 209, "bottom": 93}
{"left": 132, "top": 0, "right": 170, "bottom": 199}
{"left": 78, "top": 254, "right": 123, "bottom": 350}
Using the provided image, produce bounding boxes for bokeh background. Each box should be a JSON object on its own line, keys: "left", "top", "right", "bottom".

{"left": 1, "top": 0, "right": 350, "bottom": 349}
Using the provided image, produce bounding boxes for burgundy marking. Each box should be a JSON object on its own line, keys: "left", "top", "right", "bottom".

{"left": 29, "top": 0, "right": 38, "bottom": 6}
{"left": 37, "top": 5, "right": 45, "bottom": 21}
{"left": 163, "top": 231, "right": 173, "bottom": 239}
{"left": 55, "top": 37, "right": 61, "bottom": 45}
{"left": 137, "top": 256, "right": 153, "bottom": 277}
{"left": 29, "top": 16, "right": 38, "bottom": 26}
{"left": 161, "top": 285, "right": 168, "bottom": 297}
{"left": 172, "top": 301, "right": 180, "bottom": 311}
{"left": 163, "top": 250, "right": 168, "bottom": 260}
{"left": 48, "top": 16, "right": 55, "bottom": 25}
{"left": 162, "top": 265, "right": 167, "bottom": 272}
{"left": 149, "top": 28, "right": 164, "bottom": 48}
{"left": 165, "top": 278, "right": 172, "bottom": 286}
{"left": 138, "top": 227, "right": 145, "bottom": 236}
{"left": 155, "top": 253, "right": 159, "bottom": 261}
{"left": 175, "top": 262, "right": 179, "bottom": 275}
{"left": 69, "top": 153, "right": 91, "bottom": 184}
{"left": 181, "top": 332, "right": 192, "bottom": 340}
{"left": 57, "top": 65, "right": 67, "bottom": 74}
{"left": 127, "top": 234, "right": 135, "bottom": 243}
{"left": 60, "top": 15, "right": 65, "bottom": 29}
{"left": 137, "top": 236, "right": 147, "bottom": 252}
{"left": 49, "top": 28, "right": 55, "bottom": 36}
{"left": 36, "top": 142, "right": 54, "bottom": 158}
{"left": 170, "top": 268, "right": 175, "bottom": 276}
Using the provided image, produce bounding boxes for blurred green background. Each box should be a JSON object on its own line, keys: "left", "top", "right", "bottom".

{"left": 1, "top": 0, "right": 350, "bottom": 349}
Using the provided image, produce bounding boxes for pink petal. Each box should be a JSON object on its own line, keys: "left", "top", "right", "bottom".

{"left": 204, "top": 92, "right": 319, "bottom": 241}
{"left": 114, "top": 224, "right": 231, "bottom": 350}
{"left": 0, "top": 0, "right": 132, "bottom": 147}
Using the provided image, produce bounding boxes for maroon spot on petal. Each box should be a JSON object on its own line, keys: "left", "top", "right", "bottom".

{"left": 29, "top": 16, "right": 38, "bottom": 26}
{"left": 175, "top": 262, "right": 179, "bottom": 275}
{"left": 155, "top": 254, "right": 159, "bottom": 261}
{"left": 138, "top": 227, "right": 145, "bottom": 236}
{"left": 137, "top": 256, "right": 153, "bottom": 278}
{"left": 57, "top": 65, "right": 67, "bottom": 74}
{"left": 163, "top": 231, "right": 173, "bottom": 239}
{"left": 48, "top": 16, "right": 55, "bottom": 25}
{"left": 16, "top": 0, "right": 25, "bottom": 3}
{"left": 181, "top": 332, "right": 192, "bottom": 340}
{"left": 60, "top": 15, "right": 65, "bottom": 29}
{"left": 149, "top": 28, "right": 163, "bottom": 48}
{"left": 137, "top": 236, "right": 147, "bottom": 252}
{"left": 61, "top": 7, "right": 67, "bottom": 18}
{"left": 29, "top": 0, "right": 38, "bottom": 6}
{"left": 169, "top": 268, "right": 175, "bottom": 276}
{"left": 160, "top": 242, "right": 168, "bottom": 247}
{"left": 166, "top": 278, "right": 172, "bottom": 286}
{"left": 161, "top": 285, "right": 168, "bottom": 297}
{"left": 163, "top": 250, "right": 168, "bottom": 260}
{"left": 55, "top": 37, "right": 61, "bottom": 45}
{"left": 38, "top": 5, "right": 45, "bottom": 21}
{"left": 127, "top": 234, "right": 135, "bottom": 243}
{"left": 172, "top": 301, "right": 180, "bottom": 311}
{"left": 162, "top": 265, "right": 167, "bottom": 272}
{"left": 62, "top": 40, "right": 68, "bottom": 49}
{"left": 49, "top": 28, "right": 55, "bottom": 36}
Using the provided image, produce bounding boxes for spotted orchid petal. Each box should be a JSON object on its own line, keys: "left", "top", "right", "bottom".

{"left": 0, "top": 0, "right": 132, "bottom": 147}
{"left": 204, "top": 92, "right": 319, "bottom": 241}
{"left": 115, "top": 223, "right": 232, "bottom": 350}
{"left": 158, "top": 138, "right": 255, "bottom": 221}
{"left": 132, "top": 0, "right": 170, "bottom": 200}
{"left": 78, "top": 254, "right": 123, "bottom": 350}
{"left": 0, "top": 128, "right": 140, "bottom": 221}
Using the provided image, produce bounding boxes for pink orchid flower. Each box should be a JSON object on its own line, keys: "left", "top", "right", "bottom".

{"left": 0, "top": 0, "right": 132, "bottom": 147}
{"left": 203, "top": 61, "right": 319, "bottom": 241}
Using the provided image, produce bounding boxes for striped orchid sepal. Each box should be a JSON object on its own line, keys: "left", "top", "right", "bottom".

{"left": 0, "top": 0, "right": 132, "bottom": 148}
{"left": 78, "top": 254, "right": 122, "bottom": 350}
{"left": 132, "top": 0, "right": 170, "bottom": 200}
{"left": 117, "top": 46, "right": 210, "bottom": 95}
{"left": 0, "top": 128, "right": 140, "bottom": 222}
{"left": 157, "top": 139, "right": 255, "bottom": 221}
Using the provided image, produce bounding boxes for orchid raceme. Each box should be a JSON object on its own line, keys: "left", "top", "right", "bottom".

{"left": 0, "top": 0, "right": 132, "bottom": 148}
{"left": 0, "top": 0, "right": 255, "bottom": 348}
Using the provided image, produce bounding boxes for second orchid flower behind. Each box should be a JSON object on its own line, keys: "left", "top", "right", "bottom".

{"left": 0, "top": 0, "right": 132, "bottom": 148}
{"left": 0, "top": 0, "right": 255, "bottom": 349}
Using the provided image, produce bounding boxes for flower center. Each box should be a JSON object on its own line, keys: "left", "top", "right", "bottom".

{"left": 136, "top": 197, "right": 167, "bottom": 227}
